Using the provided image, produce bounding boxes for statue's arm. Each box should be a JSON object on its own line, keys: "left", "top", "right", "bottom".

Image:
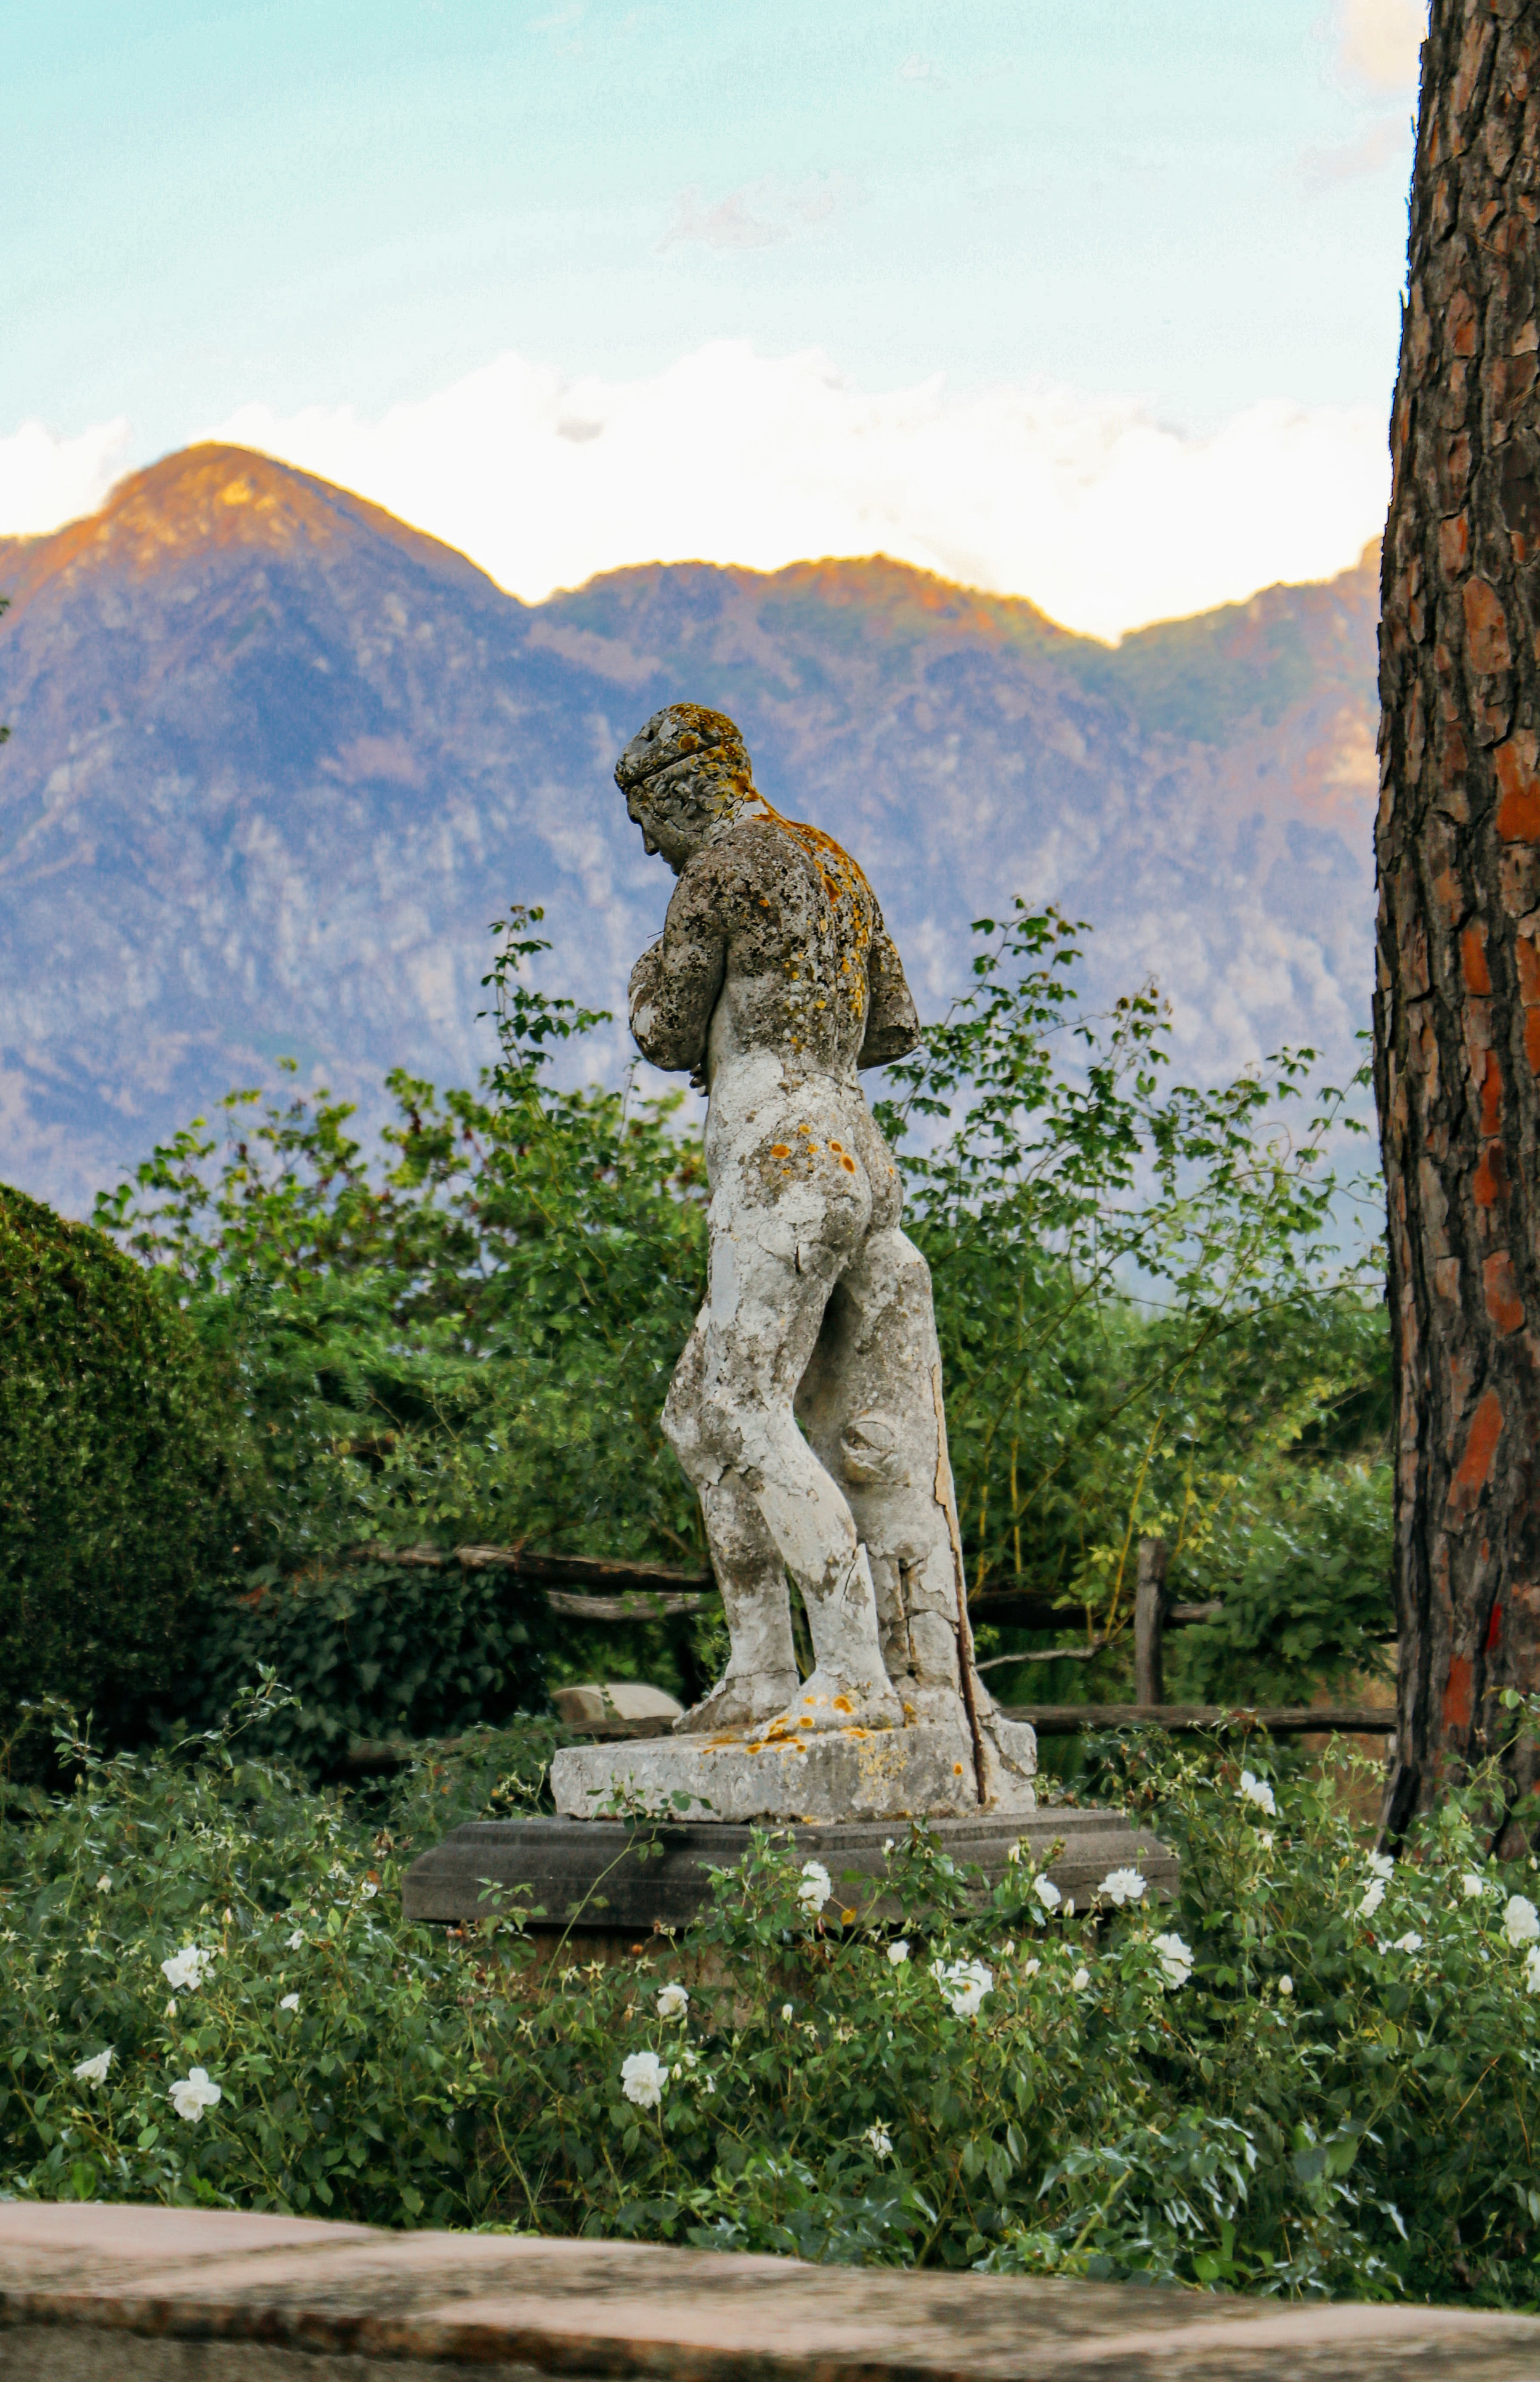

{"left": 628, "top": 866, "right": 727, "bottom": 1075}
{"left": 858, "top": 930, "right": 921, "bottom": 1068}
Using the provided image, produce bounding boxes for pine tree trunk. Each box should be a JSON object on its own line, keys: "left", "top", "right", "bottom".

{"left": 1378, "top": 0, "right": 1540, "bottom": 1842}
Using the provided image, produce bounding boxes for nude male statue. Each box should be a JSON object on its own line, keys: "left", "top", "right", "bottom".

{"left": 618, "top": 704, "right": 1035, "bottom": 1802}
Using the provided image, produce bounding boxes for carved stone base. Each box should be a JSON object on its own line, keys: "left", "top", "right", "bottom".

{"left": 548, "top": 1713, "right": 1034, "bottom": 1824}
{"left": 401, "top": 1808, "right": 1179, "bottom": 1932}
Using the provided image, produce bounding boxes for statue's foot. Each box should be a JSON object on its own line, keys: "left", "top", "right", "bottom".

{"left": 760, "top": 1667, "right": 904, "bottom": 1738}
{"left": 673, "top": 1670, "right": 799, "bottom": 1736}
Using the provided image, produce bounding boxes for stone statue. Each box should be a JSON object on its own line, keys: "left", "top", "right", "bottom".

{"left": 549, "top": 704, "right": 1035, "bottom": 1821}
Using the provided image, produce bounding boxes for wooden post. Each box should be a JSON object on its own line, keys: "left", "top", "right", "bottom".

{"left": 1134, "top": 1537, "right": 1168, "bottom": 1709}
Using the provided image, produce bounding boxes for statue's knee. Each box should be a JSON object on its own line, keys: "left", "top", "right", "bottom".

{"left": 662, "top": 1365, "right": 710, "bottom": 1477}
{"left": 665, "top": 1366, "right": 752, "bottom": 1480}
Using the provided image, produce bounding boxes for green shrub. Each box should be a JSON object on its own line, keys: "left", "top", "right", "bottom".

{"left": 175, "top": 1558, "right": 562, "bottom": 1773}
{"left": 7, "top": 1692, "right": 1540, "bottom": 2307}
{"left": 0, "top": 1185, "right": 246, "bottom": 1752}
{"left": 88, "top": 906, "right": 1390, "bottom": 1757}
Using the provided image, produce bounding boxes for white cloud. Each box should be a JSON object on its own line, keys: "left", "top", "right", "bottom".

{"left": 1299, "top": 113, "right": 1411, "bottom": 189}
{"left": 200, "top": 344, "right": 1385, "bottom": 641}
{"left": 657, "top": 175, "right": 845, "bottom": 253}
{"left": 1329, "top": 0, "right": 1425, "bottom": 94}
{"left": 0, "top": 348, "right": 1387, "bottom": 641}
{"left": 0, "top": 417, "right": 132, "bottom": 537}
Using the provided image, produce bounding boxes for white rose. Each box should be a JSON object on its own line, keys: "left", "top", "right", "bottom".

{"left": 1525, "top": 1946, "right": 1540, "bottom": 1996}
{"left": 280, "top": 1993, "right": 300, "bottom": 2012}
{"left": 1032, "top": 1875, "right": 1062, "bottom": 1910}
{"left": 620, "top": 2051, "right": 668, "bottom": 2111}
{"left": 1152, "top": 1933, "right": 1193, "bottom": 1989}
{"left": 864, "top": 2123, "right": 893, "bottom": 2159}
{"left": 1238, "top": 1769, "right": 1278, "bottom": 1816}
{"left": 169, "top": 2067, "right": 222, "bottom": 2123}
{"left": 1358, "top": 1877, "right": 1387, "bottom": 1919}
{"left": 887, "top": 1939, "right": 910, "bottom": 1967}
{"left": 1367, "top": 1852, "right": 1394, "bottom": 1881}
{"left": 285, "top": 1930, "right": 305, "bottom": 1951}
{"left": 1461, "top": 1873, "right": 1488, "bottom": 1900}
{"left": 1504, "top": 1895, "right": 1540, "bottom": 1947}
{"left": 934, "top": 1958, "right": 994, "bottom": 2019}
{"left": 1098, "top": 1868, "right": 1146, "bottom": 1906}
{"left": 160, "top": 1947, "right": 212, "bottom": 1993}
{"left": 1022, "top": 1957, "right": 1042, "bottom": 1979}
{"left": 780, "top": 2002, "right": 794, "bottom": 2021}
{"left": 1071, "top": 1965, "right": 1092, "bottom": 1992}
{"left": 797, "top": 1860, "right": 832, "bottom": 1911}
{"left": 656, "top": 1983, "right": 689, "bottom": 2020}
{"left": 1278, "top": 1973, "right": 1294, "bottom": 1996}
{"left": 1390, "top": 1932, "right": 1424, "bottom": 1954}
{"left": 72, "top": 2048, "right": 113, "bottom": 2086}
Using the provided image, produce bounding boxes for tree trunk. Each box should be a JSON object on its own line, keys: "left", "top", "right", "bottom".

{"left": 1377, "top": 0, "right": 1540, "bottom": 1843}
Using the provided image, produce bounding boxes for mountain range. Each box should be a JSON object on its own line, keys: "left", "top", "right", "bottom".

{"left": 0, "top": 444, "right": 1380, "bottom": 1216}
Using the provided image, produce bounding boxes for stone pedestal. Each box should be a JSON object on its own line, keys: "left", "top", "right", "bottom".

{"left": 548, "top": 1713, "right": 1038, "bottom": 1825}
{"left": 400, "top": 1807, "right": 1178, "bottom": 1934}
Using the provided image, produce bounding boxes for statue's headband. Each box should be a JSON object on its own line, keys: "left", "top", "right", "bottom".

{"left": 615, "top": 704, "right": 754, "bottom": 807}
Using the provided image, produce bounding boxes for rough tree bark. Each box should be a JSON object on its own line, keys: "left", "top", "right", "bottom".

{"left": 1377, "top": 0, "right": 1540, "bottom": 1842}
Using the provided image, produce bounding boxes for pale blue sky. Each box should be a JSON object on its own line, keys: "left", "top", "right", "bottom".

{"left": 4, "top": 0, "right": 1417, "bottom": 457}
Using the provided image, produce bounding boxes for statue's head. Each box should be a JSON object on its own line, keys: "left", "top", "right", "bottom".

{"left": 615, "top": 704, "right": 758, "bottom": 872}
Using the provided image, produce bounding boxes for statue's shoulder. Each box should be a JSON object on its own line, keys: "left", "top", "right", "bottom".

{"left": 676, "top": 815, "right": 809, "bottom": 902}
{"left": 717, "top": 810, "right": 878, "bottom": 911}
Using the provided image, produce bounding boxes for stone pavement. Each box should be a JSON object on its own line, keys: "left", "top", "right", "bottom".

{"left": 2, "top": 2202, "right": 1540, "bottom": 2379}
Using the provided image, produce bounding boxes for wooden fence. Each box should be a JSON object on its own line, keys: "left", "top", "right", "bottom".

{"left": 343, "top": 1532, "right": 1396, "bottom": 1752}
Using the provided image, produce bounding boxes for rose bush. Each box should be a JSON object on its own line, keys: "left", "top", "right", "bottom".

{"left": 7, "top": 1691, "right": 1540, "bottom": 2307}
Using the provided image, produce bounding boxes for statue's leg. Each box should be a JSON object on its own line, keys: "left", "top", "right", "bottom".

{"left": 663, "top": 1311, "right": 798, "bottom": 1731}
{"left": 796, "top": 1205, "right": 1038, "bottom": 1806}
{"left": 796, "top": 1224, "right": 968, "bottom": 1721}
{"left": 687, "top": 1096, "right": 901, "bottom": 1735}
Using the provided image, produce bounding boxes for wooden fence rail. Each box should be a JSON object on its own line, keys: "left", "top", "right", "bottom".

{"left": 1002, "top": 1703, "right": 1396, "bottom": 1738}
{"left": 340, "top": 1534, "right": 1395, "bottom": 1743}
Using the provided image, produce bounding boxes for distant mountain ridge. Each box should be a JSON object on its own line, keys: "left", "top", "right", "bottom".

{"left": 0, "top": 445, "right": 1379, "bottom": 1214}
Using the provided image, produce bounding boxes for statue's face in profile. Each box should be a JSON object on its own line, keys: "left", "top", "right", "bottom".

{"left": 624, "top": 781, "right": 702, "bottom": 874}
{"left": 617, "top": 706, "right": 756, "bottom": 875}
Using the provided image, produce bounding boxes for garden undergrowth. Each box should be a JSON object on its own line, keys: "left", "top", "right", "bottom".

{"left": 5, "top": 1681, "right": 1540, "bottom": 2309}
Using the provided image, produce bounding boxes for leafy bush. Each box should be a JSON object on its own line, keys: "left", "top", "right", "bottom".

{"left": 873, "top": 903, "right": 1391, "bottom": 1702}
{"left": 177, "top": 1559, "right": 562, "bottom": 1775}
{"left": 0, "top": 1185, "right": 247, "bottom": 1753}
{"left": 1167, "top": 1461, "right": 1393, "bottom": 1705}
{"left": 92, "top": 914, "right": 708, "bottom": 1580}
{"left": 81, "top": 904, "right": 1389, "bottom": 1760}
{"left": 7, "top": 1694, "right": 1540, "bottom": 2307}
